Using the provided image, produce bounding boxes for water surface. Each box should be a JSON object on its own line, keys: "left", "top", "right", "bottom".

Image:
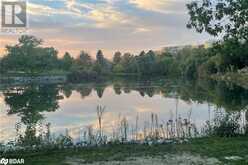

{"left": 0, "top": 78, "right": 247, "bottom": 143}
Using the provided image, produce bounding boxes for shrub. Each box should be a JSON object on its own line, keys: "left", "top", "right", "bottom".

{"left": 204, "top": 112, "right": 241, "bottom": 137}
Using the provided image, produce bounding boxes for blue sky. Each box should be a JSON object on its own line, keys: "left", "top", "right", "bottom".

{"left": 0, "top": 0, "right": 213, "bottom": 58}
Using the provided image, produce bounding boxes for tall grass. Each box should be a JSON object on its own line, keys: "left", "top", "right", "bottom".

{"left": 1, "top": 106, "right": 247, "bottom": 153}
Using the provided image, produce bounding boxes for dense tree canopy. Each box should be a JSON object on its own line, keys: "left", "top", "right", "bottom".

{"left": 187, "top": 0, "right": 248, "bottom": 74}
{"left": 0, "top": 35, "right": 59, "bottom": 74}
{"left": 113, "top": 51, "right": 122, "bottom": 65}
{"left": 0, "top": 35, "right": 216, "bottom": 78}
{"left": 0, "top": 32, "right": 247, "bottom": 80}
{"left": 187, "top": 0, "right": 248, "bottom": 42}
{"left": 61, "top": 52, "right": 74, "bottom": 71}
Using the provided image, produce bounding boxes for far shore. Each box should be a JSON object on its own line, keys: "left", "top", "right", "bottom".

{"left": 0, "top": 74, "right": 67, "bottom": 84}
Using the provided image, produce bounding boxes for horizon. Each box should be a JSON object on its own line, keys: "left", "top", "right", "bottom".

{"left": 0, "top": 0, "right": 214, "bottom": 59}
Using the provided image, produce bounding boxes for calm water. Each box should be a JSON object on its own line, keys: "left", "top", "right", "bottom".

{"left": 0, "top": 78, "right": 248, "bottom": 144}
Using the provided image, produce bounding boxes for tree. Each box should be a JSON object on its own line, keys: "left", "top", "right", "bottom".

{"left": 94, "top": 50, "right": 111, "bottom": 74}
{"left": 96, "top": 50, "right": 105, "bottom": 66}
{"left": 113, "top": 51, "right": 122, "bottom": 65}
{"left": 145, "top": 50, "right": 157, "bottom": 74}
{"left": 17, "top": 35, "right": 43, "bottom": 48}
{"left": 77, "top": 51, "right": 93, "bottom": 69}
{"left": 121, "top": 53, "right": 132, "bottom": 66}
{"left": 157, "top": 53, "right": 175, "bottom": 76}
{"left": 187, "top": 0, "right": 248, "bottom": 42}
{"left": 2, "top": 35, "right": 60, "bottom": 74}
{"left": 61, "top": 52, "right": 74, "bottom": 70}
{"left": 133, "top": 50, "right": 159, "bottom": 75}
{"left": 187, "top": 0, "right": 248, "bottom": 74}
{"left": 113, "top": 64, "right": 125, "bottom": 73}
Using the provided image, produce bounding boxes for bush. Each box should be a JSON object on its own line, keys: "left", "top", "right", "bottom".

{"left": 204, "top": 112, "right": 241, "bottom": 137}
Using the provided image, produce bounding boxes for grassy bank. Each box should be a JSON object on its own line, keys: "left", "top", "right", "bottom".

{"left": 3, "top": 137, "right": 248, "bottom": 165}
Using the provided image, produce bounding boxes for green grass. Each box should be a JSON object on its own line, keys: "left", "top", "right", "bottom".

{"left": 2, "top": 137, "right": 248, "bottom": 165}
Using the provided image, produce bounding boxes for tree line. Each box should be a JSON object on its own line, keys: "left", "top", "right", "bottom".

{"left": 0, "top": 35, "right": 180, "bottom": 78}
{"left": 0, "top": 0, "right": 247, "bottom": 79}
{"left": 0, "top": 34, "right": 247, "bottom": 80}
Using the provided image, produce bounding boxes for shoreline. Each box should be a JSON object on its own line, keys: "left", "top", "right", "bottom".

{"left": 0, "top": 75, "right": 67, "bottom": 84}
{"left": 2, "top": 137, "right": 248, "bottom": 165}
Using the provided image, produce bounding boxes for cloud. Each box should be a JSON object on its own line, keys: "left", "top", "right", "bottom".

{"left": 129, "top": 0, "right": 188, "bottom": 14}
{"left": 133, "top": 27, "right": 151, "bottom": 33}
{"left": 86, "top": 5, "right": 130, "bottom": 28}
{"left": 28, "top": 3, "right": 70, "bottom": 16}
{"left": 27, "top": 0, "right": 133, "bottom": 29}
{"left": 0, "top": 0, "right": 212, "bottom": 59}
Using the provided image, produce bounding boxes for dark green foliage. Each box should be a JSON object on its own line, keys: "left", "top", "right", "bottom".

{"left": 0, "top": 35, "right": 60, "bottom": 74}
{"left": 93, "top": 50, "right": 112, "bottom": 75}
{"left": 3, "top": 85, "right": 62, "bottom": 146}
{"left": 61, "top": 52, "right": 74, "bottom": 70}
{"left": 111, "top": 50, "right": 179, "bottom": 76}
{"left": 185, "top": 0, "right": 248, "bottom": 78}
{"left": 205, "top": 112, "right": 241, "bottom": 137}
{"left": 78, "top": 51, "right": 93, "bottom": 68}
{"left": 211, "top": 40, "right": 248, "bottom": 72}
{"left": 4, "top": 85, "right": 61, "bottom": 125}
{"left": 67, "top": 70, "right": 98, "bottom": 82}
{"left": 1, "top": 34, "right": 247, "bottom": 80}
{"left": 113, "top": 51, "right": 122, "bottom": 65}
{"left": 187, "top": 0, "right": 248, "bottom": 42}
{"left": 178, "top": 46, "right": 210, "bottom": 78}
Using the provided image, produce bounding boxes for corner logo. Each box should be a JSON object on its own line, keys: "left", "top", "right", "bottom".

{"left": 0, "top": 158, "right": 8, "bottom": 165}
{"left": 1, "top": 0, "right": 28, "bottom": 34}
{"left": 1, "top": 0, "right": 26, "bottom": 27}
{"left": 0, "top": 158, "right": 24, "bottom": 165}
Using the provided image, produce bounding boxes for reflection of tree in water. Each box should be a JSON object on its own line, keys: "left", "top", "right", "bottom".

{"left": 123, "top": 87, "right": 131, "bottom": 94}
{"left": 174, "top": 79, "right": 248, "bottom": 112}
{"left": 2, "top": 78, "right": 248, "bottom": 146}
{"left": 95, "top": 79, "right": 248, "bottom": 111}
{"left": 213, "top": 82, "right": 248, "bottom": 111}
{"left": 77, "top": 86, "right": 92, "bottom": 99}
{"left": 61, "top": 85, "right": 73, "bottom": 98}
{"left": 95, "top": 86, "right": 106, "bottom": 98}
{"left": 113, "top": 83, "right": 122, "bottom": 95}
{"left": 3, "top": 85, "right": 63, "bottom": 146}
{"left": 98, "top": 79, "right": 246, "bottom": 112}
{"left": 146, "top": 87, "right": 156, "bottom": 97}
{"left": 60, "top": 84, "right": 94, "bottom": 99}
{"left": 135, "top": 87, "right": 155, "bottom": 97}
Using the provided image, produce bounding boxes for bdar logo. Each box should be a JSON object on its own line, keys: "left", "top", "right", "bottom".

{"left": 0, "top": 158, "right": 8, "bottom": 165}
{"left": 1, "top": 1, "right": 27, "bottom": 28}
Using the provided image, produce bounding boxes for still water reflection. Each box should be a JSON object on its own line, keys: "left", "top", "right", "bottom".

{"left": 0, "top": 78, "right": 248, "bottom": 144}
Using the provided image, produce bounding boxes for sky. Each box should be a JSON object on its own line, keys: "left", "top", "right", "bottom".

{"left": 0, "top": 0, "right": 213, "bottom": 59}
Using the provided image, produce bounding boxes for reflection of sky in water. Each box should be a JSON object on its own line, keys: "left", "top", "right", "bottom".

{"left": 0, "top": 86, "right": 216, "bottom": 142}
{"left": 45, "top": 87, "right": 215, "bottom": 139}
{"left": 0, "top": 96, "right": 21, "bottom": 143}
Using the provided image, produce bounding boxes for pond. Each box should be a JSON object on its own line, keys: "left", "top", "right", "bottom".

{"left": 0, "top": 78, "right": 248, "bottom": 146}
